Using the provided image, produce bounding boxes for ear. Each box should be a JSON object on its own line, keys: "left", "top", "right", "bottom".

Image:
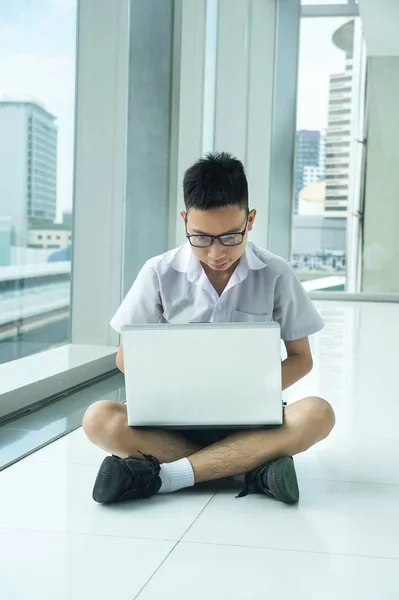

{"left": 180, "top": 210, "right": 187, "bottom": 223}
{"left": 247, "top": 209, "right": 256, "bottom": 231}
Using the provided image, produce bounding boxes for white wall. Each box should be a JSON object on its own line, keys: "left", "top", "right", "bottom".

{"left": 362, "top": 57, "right": 399, "bottom": 293}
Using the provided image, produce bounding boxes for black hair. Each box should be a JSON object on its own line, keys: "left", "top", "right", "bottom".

{"left": 183, "top": 152, "right": 248, "bottom": 211}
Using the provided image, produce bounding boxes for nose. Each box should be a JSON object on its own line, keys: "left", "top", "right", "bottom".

{"left": 207, "top": 239, "right": 227, "bottom": 260}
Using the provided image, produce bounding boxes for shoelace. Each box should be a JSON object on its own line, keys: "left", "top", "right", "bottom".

{"left": 236, "top": 465, "right": 272, "bottom": 499}
{"left": 119, "top": 453, "right": 160, "bottom": 500}
{"left": 236, "top": 471, "right": 257, "bottom": 498}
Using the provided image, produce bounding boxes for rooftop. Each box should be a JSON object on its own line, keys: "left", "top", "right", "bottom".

{"left": 0, "top": 101, "right": 56, "bottom": 122}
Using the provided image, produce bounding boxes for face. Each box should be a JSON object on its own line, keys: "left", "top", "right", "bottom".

{"left": 181, "top": 205, "right": 256, "bottom": 273}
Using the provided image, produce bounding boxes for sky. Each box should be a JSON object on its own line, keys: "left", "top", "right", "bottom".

{"left": 0, "top": 0, "right": 76, "bottom": 221}
{"left": 0, "top": 1, "right": 349, "bottom": 220}
{"left": 297, "top": 17, "right": 349, "bottom": 130}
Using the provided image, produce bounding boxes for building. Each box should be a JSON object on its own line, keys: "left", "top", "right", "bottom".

{"left": 324, "top": 20, "right": 354, "bottom": 215}
{"left": 298, "top": 180, "right": 326, "bottom": 216}
{"left": 303, "top": 165, "right": 324, "bottom": 188}
{"left": 301, "top": 130, "right": 327, "bottom": 198}
{"left": 318, "top": 128, "right": 326, "bottom": 178}
{"left": 28, "top": 220, "right": 71, "bottom": 250}
{"left": 0, "top": 218, "right": 12, "bottom": 266}
{"left": 0, "top": 101, "right": 58, "bottom": 245}
{"left": 62, "top": 210, "right": 73, "bottom": 229}
{"left": 294, "top": 130, "right": 321, "bottom": 213}
{"left": 293, "top": 179, "right": 346, "bottom": 274}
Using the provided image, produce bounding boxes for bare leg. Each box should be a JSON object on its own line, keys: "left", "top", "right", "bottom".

{"left": 82, "top": 400, "right": 202, "bottom": 462}
{"left": 190, "top": 396, "right": 335, "bottom": 482}
{"left": 83, "top": 397, "right": 335, "bottom": 483}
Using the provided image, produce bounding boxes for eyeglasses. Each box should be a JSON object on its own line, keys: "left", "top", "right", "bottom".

{"left": 186, "top": 218, "right": 248, "bottom": 248}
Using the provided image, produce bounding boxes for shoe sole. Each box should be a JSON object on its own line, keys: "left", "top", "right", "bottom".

{"left": 92, "top": 456, "right": 118, "bottom": 504}
{"left": 268, "top": 457, "right": 299, "bottom": 505}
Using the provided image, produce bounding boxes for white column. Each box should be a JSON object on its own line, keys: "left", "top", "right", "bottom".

{"left": 362, "top": 56, "right": 399, "bottom": 293}
{"left": 213, "top": 0, "right": 276, "bottom": 249}
{"left": 171, "top": 0, "right": 207, "bottom": 248}
{"left": 172, "top": 0, "right": 300, "bottom": 254}
{"left": 71, "top": 0, "right": 129, "bottom": 345}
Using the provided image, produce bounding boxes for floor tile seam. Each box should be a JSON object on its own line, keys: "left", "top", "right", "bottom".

{"left": 179, "top": 538, "right": 399, "bottom": 562}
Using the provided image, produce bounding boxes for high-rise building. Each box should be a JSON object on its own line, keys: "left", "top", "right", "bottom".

{"left": 325, "top": 21, "right": 354, "bottom": 215}
{"left": 318, "top": 128, "right": 326, "bottom": 179}
{"left": 303, "top": 165, "right": 323, "bottom": 187}
{"left": 0, "top": 101, "right": 58, "bottom": 245}
{"left": 294, "top": 130, "right": 321, "bottom": 213}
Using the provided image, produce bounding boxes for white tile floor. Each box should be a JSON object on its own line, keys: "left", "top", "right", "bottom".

{"left": 1, "top": 300, "right": 399, "bottom": 599}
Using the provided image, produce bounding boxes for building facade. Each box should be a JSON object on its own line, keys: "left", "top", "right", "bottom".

{"left": 325, "top": 22, "right": 354, "bottom": 215}
{"left": 303, "top": 165, "right": 324, "bottom": 187}
{"left": 294, "top": 130, "right": 321, "bottom": 214}
{"left": 0, "top": 102, "right": 58, "bottom": 245}
{"left": 28, "top": 212, "right": 72, "bottom": 250}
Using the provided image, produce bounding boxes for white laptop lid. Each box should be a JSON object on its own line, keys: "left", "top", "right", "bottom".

{"left": 122, "top": 322, "right": 283, "bottom": 428}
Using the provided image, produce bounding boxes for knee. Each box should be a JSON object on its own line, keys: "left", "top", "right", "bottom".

{"left": 307, "top": 396, "right": 335, "bottom": 437}
{"left": 82, "top": 400, "right": 126, "bottom": 442}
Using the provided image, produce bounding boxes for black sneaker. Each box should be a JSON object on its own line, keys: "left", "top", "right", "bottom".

{"left": 92, "top": 454, "right": 161, "bottom": 504}
{"left": 237, "top": 456, "right": 299, "bottom": 505}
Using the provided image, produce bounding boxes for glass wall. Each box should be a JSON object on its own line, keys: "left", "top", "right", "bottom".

{"left": 291, "top": 15, "right": 357, "bottom": 293}
{"left": 0, "top": 0, "right": 76, "bottom": 363}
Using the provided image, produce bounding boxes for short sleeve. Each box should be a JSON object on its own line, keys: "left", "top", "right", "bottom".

{"left": 110, "top": 262, "right": 162, "bottom": 333}
{"left": 273, "top": 265, "right": 324, "bottom": 341}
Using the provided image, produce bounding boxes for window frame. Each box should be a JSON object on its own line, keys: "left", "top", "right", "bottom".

{"left": 0, "top": 0, "right": 130, "bottom": 419}
{"left": 70, "top": 0, "right": 129, "bottom": 346}
{"left": 295, "top": 2, "right": 399, "bottom": 301}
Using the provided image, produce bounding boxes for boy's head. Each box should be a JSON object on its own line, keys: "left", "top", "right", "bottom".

{"left": 181, "top": 152, "right": 256, "bottom": 273}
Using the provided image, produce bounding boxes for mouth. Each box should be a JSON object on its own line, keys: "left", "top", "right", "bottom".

{"left": 209, "top": 260, "right": 229, "bottom": 270}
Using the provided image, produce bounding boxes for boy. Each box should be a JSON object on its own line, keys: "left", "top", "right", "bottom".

{"left": 83, "top": 152, "right": 335, "bottom": 505}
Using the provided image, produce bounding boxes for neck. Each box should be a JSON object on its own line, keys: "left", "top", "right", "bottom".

{"left": 201, "top": 257, "right": 240, "bottom": 282}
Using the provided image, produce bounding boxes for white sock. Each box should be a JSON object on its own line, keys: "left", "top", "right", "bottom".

{"left": 158, "top": 457, "right": 195, "bottom": 494}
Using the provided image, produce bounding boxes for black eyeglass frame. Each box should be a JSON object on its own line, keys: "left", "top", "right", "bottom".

{"left": 185, "top": 215, "right": 249, "bottom": 248}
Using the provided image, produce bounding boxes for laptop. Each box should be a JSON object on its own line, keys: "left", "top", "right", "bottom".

{"left": 122, "top": 322, "right": 283, "bottom": 428}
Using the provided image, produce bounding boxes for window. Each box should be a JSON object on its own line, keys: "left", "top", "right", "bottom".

{"left": 301, "top": 0, "right": 349, "bottom": 4}
{"left": 329, "top": 108, "right": 351, "bottom": 115}
{"left": 328, "top": 119, "right": 351, "bottom": 126}
{"left": 330, "top": 86, "right": 352, "bottom": 94}
{"left": 292, "top": 16, "right": 357, "bottom": 292}
{"left": 0, "top": 0, "right": 76, "bottom": 365}
{"left": 330, "top": 75, "right": 352, "bottom": 84}
{"left": 327, "top": 132, "right": 350, "bottom": 139}
{"left": 329, "top": 97, "right": 351, "bottom": 105}
{"left": 326, "top": 140, "right": 351, "bottom": 148}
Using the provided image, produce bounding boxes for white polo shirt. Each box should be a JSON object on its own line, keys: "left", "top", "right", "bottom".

{"left": 111, "top": 242, "right": 324, "bottom": 342}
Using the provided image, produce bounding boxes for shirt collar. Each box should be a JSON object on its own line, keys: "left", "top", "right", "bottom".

{"left": 243, "top": 242, "right": 268, "bottom": 271}
{"left": 171, "top": 242, "right": 267, "bottom": 284}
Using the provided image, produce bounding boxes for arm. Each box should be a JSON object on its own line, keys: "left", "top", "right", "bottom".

{"left": 116, "top": 344, "right": 124, "bottom": 373}
{"left": 110, "top": 263, "right": 162, "bottom": 373}
{"left": 282, "top": 336, "right": 313, "bottom": 391}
